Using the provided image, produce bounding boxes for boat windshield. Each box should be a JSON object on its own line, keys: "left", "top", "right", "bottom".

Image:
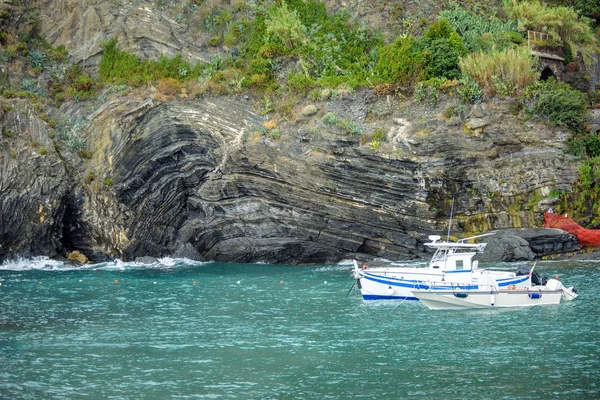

{"left": 427, "top": 244, "right": 480, "bottom": 270}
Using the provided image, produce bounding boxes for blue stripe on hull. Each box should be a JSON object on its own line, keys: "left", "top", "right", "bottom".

{"left": 361, "top": 274, "right": 480, "bottom": 290}
{"left": 361, "top": 275, "right": 430, "bottom": 289}
{"left": 497, "top": 275, "right": 529, "bottom": 286}
{"left": 361, "top": 273, "right": 529, "bottom": 288}
{"left": 363, "top": 295, "right": 419, "bottom": 301}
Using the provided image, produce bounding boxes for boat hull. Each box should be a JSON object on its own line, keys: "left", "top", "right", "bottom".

{"left": 355, "top": 269, "right": 530, "bottom": 301}
{"left": 357, "top": 270, "right": 438, "bottom": 300}
{"left": 412, "top": 289, "right": 564, "bottom": 310}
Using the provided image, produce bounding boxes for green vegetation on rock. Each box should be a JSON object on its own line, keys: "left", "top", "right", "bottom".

{"left": 98, "top": 38, "right": 204, "bottom": 86}
{"left": 1, "top": 0, "right": 600, "bottom": 226}
{"left": 524, "top": 78, "right": 588, "bottom": 133}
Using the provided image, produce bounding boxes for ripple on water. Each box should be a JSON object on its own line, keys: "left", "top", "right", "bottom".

{"left": 0, "top": 260, "right": 598, "bottom": 399}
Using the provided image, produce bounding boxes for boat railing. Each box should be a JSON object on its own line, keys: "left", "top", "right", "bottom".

{"left": 457, "top": 232, "right": 496, "bottom": 243}
{"left": 424, "top": 281, "right": 499, "bottom": 291}
{"left": 424, "top": 281, "right": 549, "bottom": 292}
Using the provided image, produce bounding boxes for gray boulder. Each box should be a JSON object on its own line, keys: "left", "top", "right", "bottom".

{"left": 477, "top": 234, "right": 535, "bottom": 262}
{"left": 172, "top": 242, "right": 205, "bottom": 261}
{"left": 477, "top": 228, "right": 580, "bottom": 262}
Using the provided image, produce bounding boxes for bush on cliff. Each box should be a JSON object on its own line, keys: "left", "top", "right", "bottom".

{"left": 564, "top": 157, "right": 600, "bottom": 225}
{"left": 99, "top": 38, "right": 144, "bottom": 85}
{"left": 372, "top": 36, "right": 424, "bottom": 88}
{"left": 265, "top": 2, "right": 307, "bottom": 52}
{"left": 524, "top": 77, "right": 588, "bottom": 133}
{"left": 240, "top": 0, "right": 383, "bottom": 90}
{"left": 417, "top": 19, "right": 468, "bottom": 80}
{"left": 440, "top": 4, "right": 520, "bottom": 53}
{"left": 98, "top": 38, "right": 203, "bottom": 87}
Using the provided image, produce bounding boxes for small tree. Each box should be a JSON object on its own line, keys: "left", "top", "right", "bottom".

{"left": 373, "top": 36, "right": 424, "bottom": 86}
{"left": 265, "top": 2, "right": 307, "bottom": 52}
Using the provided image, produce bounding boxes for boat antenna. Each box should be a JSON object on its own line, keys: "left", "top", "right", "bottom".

{"left": 447, "top": 198, "right": 454, "bottom": 242}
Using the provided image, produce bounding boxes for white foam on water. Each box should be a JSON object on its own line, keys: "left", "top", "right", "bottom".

{"left": 0, "top": 256, "right": 85, "bottom": 271}
{"left": 93, "top": 257, "right": 210, "bottom": 270}
{"left": 156, "top": 257, "right": 209, "bottom": 268}
{"left": 0, "top": 256, "right": 211, "bottom": 271}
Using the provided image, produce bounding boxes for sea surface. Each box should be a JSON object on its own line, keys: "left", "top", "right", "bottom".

{"left": 0, "top": 258, "right": 598, "bottom": 399}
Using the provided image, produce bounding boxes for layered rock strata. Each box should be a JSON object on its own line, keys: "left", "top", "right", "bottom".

{"left": 0, "top": 91, "right": 582, "bottom": 263}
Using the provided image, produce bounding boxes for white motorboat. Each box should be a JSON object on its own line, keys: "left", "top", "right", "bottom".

{"left": 353, "top": 233, "right": 530, "bottom": 301}
{"left": 412, "top": 277, "right": 578, "bottom": 310}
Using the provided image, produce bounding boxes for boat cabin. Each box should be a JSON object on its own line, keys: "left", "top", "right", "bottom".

{"left": 425, "top": 235, "right": 486, "bottom": 272}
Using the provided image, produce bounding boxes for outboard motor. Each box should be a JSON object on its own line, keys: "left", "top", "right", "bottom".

{"left": 515, "top": 266, "right": 548, "bottom": 286}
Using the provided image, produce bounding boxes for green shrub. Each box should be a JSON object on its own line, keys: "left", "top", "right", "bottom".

{"left": 248, "top": 56, "right": 273, "bottom": 78}
{"left": 215, "top": 9, "right": 233, "bottom": 27}
{"left": 322, "top": 112, "right": 341, "bottom": 126}
{"left": 524, "top": 78, "right": 588, "bottom": 132}
{"left": 418, "top": 19, "right": 468, "bottom": 80}
{"left": 99, "top": 38, "right": 144, "bottom": 85}
{"left": 373, "top": 36, "right": 424, "bottom": 87}
{"left": 321, "top": 112, "right": 361, "bottom": 134}
{"left": 39, "top": 146, "right": 47, "bottom": 155}
{"left": 85, "top": 173, "right": 96, "bottom": 184}
{"left": 340, "top": 119, "right": 361, "bottom": 135}
{"left": 46, "top": 44, "right": 68, "bottom": 62}
{"left": 457, "top": 77, "right": 484, "bottom": 104}
{"left": 547, "top": 0, "right": 600, "bottom": 21}
{"left": 583, "top": 133, "right": 600, "bottom": 158}
{"left": 578, "top": 157, "right": 600, "bottom": 189}
{"left": 369, "top": 139, "right": 380, "bottom": 151}
{"left": 99, "top": 38, "right": 203, "bottom": 86}
{"left": 440, "top": 5, "right": 518, "bottom": 52}
{"left": 208, "top": 35, "right": 222, "bottom": 47}
{"left": 265, "top": 2, "right": 307, "bottom": 52}
{"left": 415, "top": 78, "right": 446, "bottom": 105}
{"left": 574, "top": 157, "right": 600, "bottom": 220}
{"left": 72, "top": 72, "right": 96, "bottom": 99}
{"left": 79, "top": 149, "right": 92, "bottom": 159}
{"left": 103, "top": 178, "right": 114, "bottom": 186}
{"left": 287, "top": 72, "right": 316, "bottom": 96}
{"left": 372, "top": 128, "right": 386, "bottom": 142}
{"left": 223, "top": 29, "right": 238, "bottom": 47}
{"left": 268, "top": 129, "right": 280, "bottom": 139}
{"left": 241, "top": 0, "right": 382, "bottom": 89}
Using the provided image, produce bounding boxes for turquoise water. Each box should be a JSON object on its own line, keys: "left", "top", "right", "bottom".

{"left": 1, "top": 258, "right": 598, "bottom": 399}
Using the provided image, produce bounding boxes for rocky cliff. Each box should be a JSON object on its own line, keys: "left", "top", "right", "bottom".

{"left": 0, "top": 0, "right": 590, "bottom": 263}
{"left": 1, "top": 87, "right": 581, "bottom": 263}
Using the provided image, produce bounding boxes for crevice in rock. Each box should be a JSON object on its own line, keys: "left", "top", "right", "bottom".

{"left": 357, "top": 238, "right": 380, "bottom": 256}
{"left": 59, "top": 192, "right": 91, "bottom": 257}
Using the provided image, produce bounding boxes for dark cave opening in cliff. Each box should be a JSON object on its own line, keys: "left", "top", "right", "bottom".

{"left": 59, "top": 194, "right": 85, "bottom": 254}
{"left": 540, "top": 67, "right": 556, "bottom": 81}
